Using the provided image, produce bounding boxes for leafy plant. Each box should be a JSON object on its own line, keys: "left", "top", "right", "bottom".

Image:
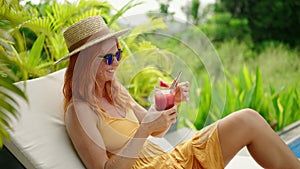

{"left": 181, "top": 0, "right": 214, "bottom": 25}
{"left": 0, "top": 0, "right": 137, "bottom": 80}
{"left": 127, "top": 67, "right": 172, "bottom": 108}
{"left": 199, "top": 12, "right": 251, "bottom": 43}
{"left": 190, "top": 65, "right": 300, "bottom": 131}
{"left": 194, "top": 74, "right": 212, "bottom": 129}
{"left": 155, "top": 0, "right": 174, "bottom": 17}
{"left": 270, "top": 85, "right": 300, "bottom": 131}
{"left": 218, "top": 0, "right": 300, "bottom": 47}
{"left": 0, "top": 52, "right": 27, "bottom": 148}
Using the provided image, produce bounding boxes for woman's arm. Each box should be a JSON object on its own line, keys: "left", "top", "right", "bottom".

{"left": 65, "top": 103, "right": 108, "bottom": 169}
{"left": 146, "top": 105, "right": 173, "bottom": 137}
{"left": 66, "top": 102, "right": 177, "bottom": 169}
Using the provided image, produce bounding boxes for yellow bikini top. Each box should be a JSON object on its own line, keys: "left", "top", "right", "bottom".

{"left": 97, "top": 108, "right": 165, "bottom": 159}
{"left": 98, "top": 109, "right": 140, "bottom": 155}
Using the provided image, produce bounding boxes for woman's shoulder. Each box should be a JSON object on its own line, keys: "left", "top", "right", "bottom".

{"left": 67, "top": 100, "right": 90, "bottom": 111}
{"left": 66, "top": 100, "right": 99, "bottom": 119}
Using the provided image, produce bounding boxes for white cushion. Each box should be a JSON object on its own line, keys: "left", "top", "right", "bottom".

{"left": 5, "top": 69, "right": 85, "bottom": 169}
{"left": 226, "top": 155, "right": 263, "bottom": 169}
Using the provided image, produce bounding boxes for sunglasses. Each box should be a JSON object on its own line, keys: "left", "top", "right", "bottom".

{"left": 98, "top": 49, "right": 122, "bottom": 65}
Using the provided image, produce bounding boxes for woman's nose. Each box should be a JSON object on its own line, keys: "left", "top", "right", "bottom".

{"left": 111, "top": 57, "right": 119, "bottom": 66}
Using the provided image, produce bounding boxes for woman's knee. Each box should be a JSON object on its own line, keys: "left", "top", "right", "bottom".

{"left": 219, "top": 108, "right": 269, "bottom": 138}
{"left": 234, "top": 108, "right": 269, "bottom": 130}
{"left": 238, "top": 108, "right": 261, "bottom": 119}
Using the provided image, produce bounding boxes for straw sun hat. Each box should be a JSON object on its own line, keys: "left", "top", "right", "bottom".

{"left": 54, "top": 16, "right": 129, "bottom": 65}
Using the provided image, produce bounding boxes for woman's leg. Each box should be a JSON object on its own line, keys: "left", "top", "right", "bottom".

{"left": 218, "top": 108, "right": 300, "bottom": 169}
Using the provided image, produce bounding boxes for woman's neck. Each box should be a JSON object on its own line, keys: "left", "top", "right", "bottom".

{"left": 95, "top": 80, "right": 106, "bottom": 98}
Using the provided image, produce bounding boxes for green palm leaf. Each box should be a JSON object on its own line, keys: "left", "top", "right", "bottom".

{"left": 108, "top": 0, "right": 143, "bottom": 26}
{"left": 0, "top": 74, "right": 27, "bottom": 148}
{"left": 27, "top": 33, "right": 45, "bottom": 68}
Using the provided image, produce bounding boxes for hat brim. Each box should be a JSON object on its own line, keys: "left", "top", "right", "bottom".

{"left": 54, "top": 29, "right": 130, "bottom": 65}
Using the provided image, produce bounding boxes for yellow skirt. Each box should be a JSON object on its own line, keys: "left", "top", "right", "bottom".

{"left": 132, "top": 122, "right": 224, "bottom": 169}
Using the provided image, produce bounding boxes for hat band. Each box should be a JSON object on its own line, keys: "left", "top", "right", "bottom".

{"left": 68, "top": 28, "right": 110, "bottom": 52}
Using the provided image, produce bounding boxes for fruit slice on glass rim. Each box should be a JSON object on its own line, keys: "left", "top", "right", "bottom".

{"left": 159, "top": 77, "right": 170, "bottom": 88}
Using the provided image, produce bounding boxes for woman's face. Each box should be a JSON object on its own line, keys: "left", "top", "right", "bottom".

{"left": 95, "top": 38, "right": 119, "bottom": 83}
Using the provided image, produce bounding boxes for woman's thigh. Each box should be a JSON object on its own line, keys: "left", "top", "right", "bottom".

{"left": 217, "top": 108, "right": 262, "bottom": 165}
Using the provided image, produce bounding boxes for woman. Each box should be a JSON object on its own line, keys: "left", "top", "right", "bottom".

{"left": 55, "top": 16, "right": 300, "bottom": 169}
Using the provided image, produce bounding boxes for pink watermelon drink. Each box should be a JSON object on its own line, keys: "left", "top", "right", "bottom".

{"left": 154, "top": 72, "right": 182, "bottom": 111}
{"left": 154, "top": 87, "right": 175, "bottom": 111}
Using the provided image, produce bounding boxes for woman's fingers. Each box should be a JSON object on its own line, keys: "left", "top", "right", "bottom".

{"left": 162, "top": 105, "right": 178, "bottom": 124}
{"left": 163, "top": 105, "right": 177, "bottom": 115}
{"left": 142, "top": 106, "right": 178, "bottom": 133}
{"left": 175, "top": 81, "right": 190, "bottom": 103}
{"left": 183, "top": 91, "right": 190, "bottom": 102}
{"left": 178, "top": 81, "right": 190, "bottom": 87}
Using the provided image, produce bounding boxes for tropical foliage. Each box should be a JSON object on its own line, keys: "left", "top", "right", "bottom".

{"left": 192, "top": 66, "right": 300, "bottom": 131}
{"left": 217, "top": 0, "right": 300, "bottom": 47}
{"left": 0, "top": 52, "right": 27, "bottom": 148}
{"left": 1, "top": 0, "right": 116, "bottom": 81}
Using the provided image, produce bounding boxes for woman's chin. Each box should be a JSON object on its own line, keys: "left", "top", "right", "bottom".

{"left": 105, "top": 74, "right": 115, "bottom": 81}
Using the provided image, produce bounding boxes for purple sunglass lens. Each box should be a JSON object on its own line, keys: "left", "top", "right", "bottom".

{"left": 106, "top": 54, "right": 113, "bottom": 65}
{"left": 116, "top": 50, "right": 121, "bottom": 61}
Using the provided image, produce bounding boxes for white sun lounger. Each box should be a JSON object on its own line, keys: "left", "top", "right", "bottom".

{"left": 4, "top": 69, "right": 262, "bottom": 169}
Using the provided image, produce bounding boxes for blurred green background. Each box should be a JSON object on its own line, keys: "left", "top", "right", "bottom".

{"left": 0, "top": 0, "right": 300, "bottom": 149}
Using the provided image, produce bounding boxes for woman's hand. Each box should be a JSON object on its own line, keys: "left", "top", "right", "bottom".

{"left": 174, "top": 81, "right": 190, "bottom": 104}
{"left": 141, "top": 106, "right": 178, "bottom": 135}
